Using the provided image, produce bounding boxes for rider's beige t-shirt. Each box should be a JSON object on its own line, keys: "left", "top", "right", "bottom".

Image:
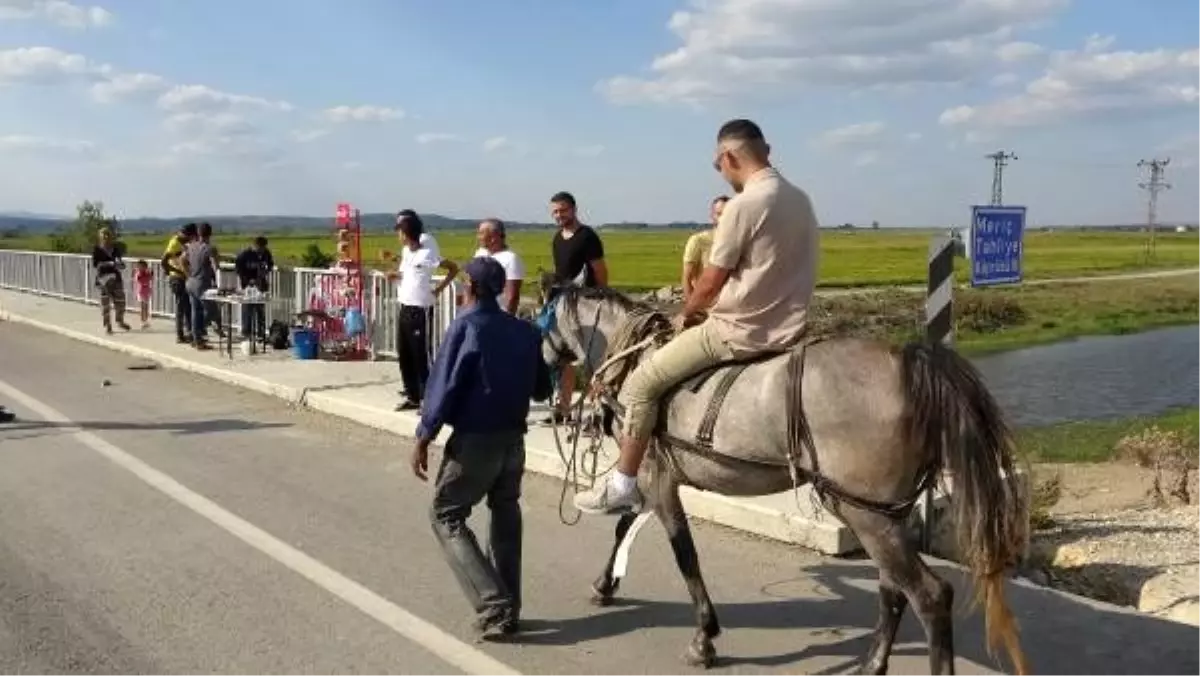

{"left": 706, "top": 167, "right": 819, "bottom": 353}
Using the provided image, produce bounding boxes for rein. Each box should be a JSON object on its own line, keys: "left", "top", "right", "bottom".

{"left": 545, "top": 301, "right": 615, "bottom": 525}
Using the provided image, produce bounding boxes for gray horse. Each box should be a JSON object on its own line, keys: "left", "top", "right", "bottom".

{"left": 536, "top": 279, "right": 1029, "bottom": 675}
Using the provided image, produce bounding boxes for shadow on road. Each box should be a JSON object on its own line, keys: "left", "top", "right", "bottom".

{"left": 517, "top": 562, "right": 1199, "bottom": 674}
{"left": 0, "top": 418, "right": 292, "bottom": 439}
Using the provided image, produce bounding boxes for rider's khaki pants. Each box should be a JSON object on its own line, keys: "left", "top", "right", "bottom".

{"left": 619, "top": 320, "right": 734, "bottom": 440}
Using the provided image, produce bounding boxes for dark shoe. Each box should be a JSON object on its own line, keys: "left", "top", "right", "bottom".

{"left": 193, "top": 341, "right": 213, "bottom": 351}
{"left": 176, "top": 335, "right": 190, "bottom": 344}
{"left": 105, "top": 326, "right": 114, "bottom": 335}
{"left": 394, "top": 399, "right": 420, "bottom": 412}
{"left": 117, "top": 322, "right": 132, "bottom": 332}
{"left": 473, "top": 608, "right": 519, "bottom": 640}
{"left": 540, "top": 410, "right": 573, "bottom": 426}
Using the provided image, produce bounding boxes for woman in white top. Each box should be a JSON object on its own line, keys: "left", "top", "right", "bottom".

{"left": 473, "top": 218, "right": 525, "bottom": 314}
{"left": 387, "top": 210, "right": 459, "bottom": 411}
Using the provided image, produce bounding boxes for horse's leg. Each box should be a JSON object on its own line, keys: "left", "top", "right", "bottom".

{"left": 842, "top": 508, "right": 955, "bottom": 675}
{"left": 591, "top": 512, "right": 637, "bottom": 605}
{"left": 654, "top": 476, "right": 721, "bottom": 669}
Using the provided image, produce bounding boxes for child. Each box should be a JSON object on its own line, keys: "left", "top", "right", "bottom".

{"left": 133, "top": 259, "right": 153, "bottom": 330}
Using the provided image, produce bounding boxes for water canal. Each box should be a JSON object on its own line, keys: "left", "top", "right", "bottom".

{"left": 974, "top": 324, "right": 1199, "bottom": 427}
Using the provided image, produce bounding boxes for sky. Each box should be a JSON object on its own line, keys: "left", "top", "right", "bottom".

{"left": 0, "top": 0, "right": 1196, "bottom": 226}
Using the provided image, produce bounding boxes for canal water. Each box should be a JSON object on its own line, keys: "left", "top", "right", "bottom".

{"left": 973, "top": 325, "right": 1199, "bottom": 427}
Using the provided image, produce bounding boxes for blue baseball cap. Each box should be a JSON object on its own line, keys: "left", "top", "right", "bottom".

{"left": 463, "top": 256, "right": 506, "bottom": 299}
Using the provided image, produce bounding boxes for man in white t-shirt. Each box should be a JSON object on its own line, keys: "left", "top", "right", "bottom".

{"left": 473, "top": 218, "right": 524, "bottom": 314}
{"left": 388, "top": 210, "right": 459, "bottom": 411}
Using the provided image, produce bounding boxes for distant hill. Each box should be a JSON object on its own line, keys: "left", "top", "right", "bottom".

{"left": 0, "top": 212, "right": 717, "bottom": 236}
{"left": 0, "top": 211, "right": 1194, "bottom": 237}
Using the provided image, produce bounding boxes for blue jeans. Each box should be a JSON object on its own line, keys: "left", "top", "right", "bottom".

{"left": 187, "top": 286, "right": 208, "bottom": 343}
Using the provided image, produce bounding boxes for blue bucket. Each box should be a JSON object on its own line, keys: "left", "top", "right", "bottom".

{"left": 291, "top": 328, "right": 319, "bottom": 360}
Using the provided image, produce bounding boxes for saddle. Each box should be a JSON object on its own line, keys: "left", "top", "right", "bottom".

{"left": 657, "top": 350, "right": 785, "bottom": 451}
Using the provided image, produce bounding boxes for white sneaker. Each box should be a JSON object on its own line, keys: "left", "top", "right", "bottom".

{"left": 573, "top": 475, "right": 644, "bottom": 515}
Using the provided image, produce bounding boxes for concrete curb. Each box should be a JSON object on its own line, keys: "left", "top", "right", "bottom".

{"left": 0, "top": 306, "right": 855, "bottom": 555}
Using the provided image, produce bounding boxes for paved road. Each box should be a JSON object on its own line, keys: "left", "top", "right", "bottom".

{"left": 0, "top": 323, "right": 1195, "bottom": 675}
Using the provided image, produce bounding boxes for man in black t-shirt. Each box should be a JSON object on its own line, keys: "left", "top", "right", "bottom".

{"left": 544, "top": 191, "right": 608, "bottom": 424}
{"left": 550, "top": 192, "right": 607, "bottom": 288}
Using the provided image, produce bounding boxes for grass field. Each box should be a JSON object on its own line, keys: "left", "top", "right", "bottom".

{"left": 2, "top": 228, "right": 1196, "bottom": 291}
{"left": 810, "top": 273, "right": 1198, "bottom": 354}
{"left": 1019, "top": 406, "right": 1199, "bottom": 464}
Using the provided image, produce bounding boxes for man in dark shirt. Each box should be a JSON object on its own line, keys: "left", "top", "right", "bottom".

{"left": 411, "top": 257, "right": 553, "bottom": 638}
{"left": 545, "top": 191, "right": 607, "bottom": 424}
{"left": 233, "top": 236, "right": 275, "bottom": 341}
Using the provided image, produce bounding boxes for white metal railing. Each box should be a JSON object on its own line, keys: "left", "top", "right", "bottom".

{"left": 0, "top": 249, "right": 459, "bottom": 359}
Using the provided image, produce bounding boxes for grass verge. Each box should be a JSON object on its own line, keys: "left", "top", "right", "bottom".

{"left": 1018, "top": 407, "right": 1199, "bottom": 464}
{"left": 808, "top": 274, "right": 1198, "bottom": 354}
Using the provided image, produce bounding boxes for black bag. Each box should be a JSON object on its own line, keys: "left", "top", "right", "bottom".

{"left": 268, "top": 321, "right": 291, "bottom": 350}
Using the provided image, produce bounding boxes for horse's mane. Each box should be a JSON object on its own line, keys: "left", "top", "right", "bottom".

{"left": 552, "top": 283, "right": 643, "bottom": 321}
{"left": 550, "top": 283, "right": 673, "bottom": 389}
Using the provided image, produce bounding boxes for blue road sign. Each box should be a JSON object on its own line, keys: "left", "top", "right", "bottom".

{"left": 969, "top": 205, "right": 1026, "bottom": 287}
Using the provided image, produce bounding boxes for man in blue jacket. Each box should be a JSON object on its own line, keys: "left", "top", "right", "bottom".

{"left": 411, "top": 256, "right": 553, "bottom": 638}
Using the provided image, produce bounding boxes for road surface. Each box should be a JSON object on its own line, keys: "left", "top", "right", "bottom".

{"left": 0, "top": 322, "right": 1194, "bottom": 674}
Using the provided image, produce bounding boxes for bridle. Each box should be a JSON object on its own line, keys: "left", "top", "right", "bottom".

{"left": 534, "top": 288, "right": 618, "bottom": 525}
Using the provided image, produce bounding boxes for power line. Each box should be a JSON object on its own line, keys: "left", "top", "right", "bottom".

{"left": 1137, "top": 158, "right": 1171, "bottom": 260}
{"left": 985, "top": 150, "right": 1018, "bottom": 205}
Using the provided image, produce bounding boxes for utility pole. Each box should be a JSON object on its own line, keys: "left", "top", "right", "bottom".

{"left": 1138, "top": 158, "right": 1171, "bottom": 261}
{"left": 986, "top": 150, "right": 1018, "bottom": 206}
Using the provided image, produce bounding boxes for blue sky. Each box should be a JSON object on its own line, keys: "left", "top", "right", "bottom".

{"left": 0, "top": 0, "right": 1196, "bottom": 226}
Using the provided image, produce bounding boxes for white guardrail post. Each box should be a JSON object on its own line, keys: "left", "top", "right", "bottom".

{"left": 0, "top": 249, "right": 460, "bottom": 358}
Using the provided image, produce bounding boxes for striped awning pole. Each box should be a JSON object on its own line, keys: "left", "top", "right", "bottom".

{"left": 921, "top": 235, "right": 956, "bottom": 554}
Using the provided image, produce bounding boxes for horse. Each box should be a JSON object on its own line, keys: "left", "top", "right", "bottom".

{"left": 535, "top": 278, "right": 1029, "bottom": 675}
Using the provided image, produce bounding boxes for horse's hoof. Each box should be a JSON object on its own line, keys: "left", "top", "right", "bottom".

{"left": 683, "top": 641, "right": 716, "bottom": 669}
{"left": 589, "top": 583, "right": 615, "bottom": 607}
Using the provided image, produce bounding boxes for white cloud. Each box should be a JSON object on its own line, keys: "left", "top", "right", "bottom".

{"left": 91, "top": 71, "right": 165, "bottom": 102}
{"left": 1084, "top": 34, "right": 1116, "bottom": 54}
{"left": 995, "top": 41, "right": 1044, "bottom": 62}
{"left": 415, "top": 132, "right": 462, "bottom": 144}
{"left": 164, "top": 112, "right": 254, "bottom": 136}
{"left": 482, "top": 136, "right": 516, "bottom": 153}
{"left": 322, "top": 105, "right": 404, "bottom": 123}
{"left": 0, "top": 134, "right": 96, "bottom": 154}
{"left": 0, "top": 46, "right": 97, "bottom": 84}
{"left": 292, "top": 129, "right": 330, "bottom": 143}
{"left": 158, "top": 84, "right": 293, "bottom": 114}
{"left": 0, "top": 0, "right": 113, "bottom": 29}
{"left": 598, "top": 0, "right": 1068, "bottom": 106}
{"left": 814, "top": 121, "right": 886, "bottom": 148}
{"left": 940, "top": 39, "right": 1200, "bottom": 129}
{"left": 167, "top": 134, "right": 284, "bottom": 166}
{"left": 905, "top": 132, "right": 923, "bottom": 142}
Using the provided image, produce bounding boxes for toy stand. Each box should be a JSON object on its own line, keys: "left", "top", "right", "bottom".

{"left": 300, "top": 203, "right": 371, "bottom": 360}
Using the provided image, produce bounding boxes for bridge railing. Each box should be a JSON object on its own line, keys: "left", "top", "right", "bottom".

{"left": 0, "top": 249, "right": 459, "bottom": 359}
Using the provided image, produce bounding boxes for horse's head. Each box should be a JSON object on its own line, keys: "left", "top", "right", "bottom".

{"left": 533, "top": 282, "right": 638, "bottom": 375}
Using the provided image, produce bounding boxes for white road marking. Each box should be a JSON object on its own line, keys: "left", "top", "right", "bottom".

{"left": 0, "top": 378, "right": 520, "bottom": 676}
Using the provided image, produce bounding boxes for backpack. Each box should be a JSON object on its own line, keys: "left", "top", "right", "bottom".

{"left": 268, "top": 321, "right": 291, "bottom": 350}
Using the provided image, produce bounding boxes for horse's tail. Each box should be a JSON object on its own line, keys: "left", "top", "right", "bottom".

{"left": 900, "top": 341, "right": 1029, "bottom": 676}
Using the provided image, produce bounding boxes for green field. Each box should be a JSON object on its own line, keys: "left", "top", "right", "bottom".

{"left": 2, "top": 229, "right": 1196, "bottom": 291}
{"left": 1019, "top": 406, "right": 1199, "bottom": 464}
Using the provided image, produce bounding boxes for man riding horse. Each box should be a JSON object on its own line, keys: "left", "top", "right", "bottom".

{"left": 573, "top": 118, "right": 821, "bottom": 516}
